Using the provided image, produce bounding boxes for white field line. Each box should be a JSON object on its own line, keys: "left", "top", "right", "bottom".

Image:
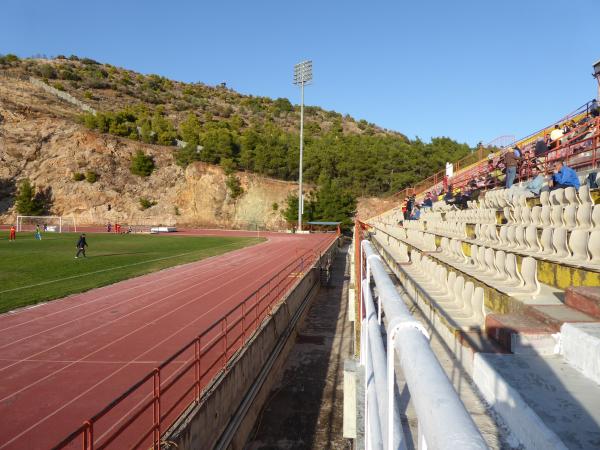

{"left": 0, "top": 243, "right": 293, "bottom": 379}
{"left": 0, "top": 240, "right": 254, "bottom": 295}
{"left": 0, "top": 248, "right": 303, "bottom": 448}
{"left": 0, "top": 238, "right": 271, "bottom": 332}
{"left": 0, "top": 243, "right": 275, "bottom": 349}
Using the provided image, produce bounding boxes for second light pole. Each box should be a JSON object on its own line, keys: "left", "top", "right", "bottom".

{"left": 293, "top": 60, "right": 312, "bottom": 232}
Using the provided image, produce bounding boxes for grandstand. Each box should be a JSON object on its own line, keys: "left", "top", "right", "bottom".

{"left": 354, "top": 107, "right": 600, "bottom": 448}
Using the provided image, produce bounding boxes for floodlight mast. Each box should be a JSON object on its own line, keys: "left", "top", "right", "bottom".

{"left": 293, "top": 60, "right": 312, "bottom": 232}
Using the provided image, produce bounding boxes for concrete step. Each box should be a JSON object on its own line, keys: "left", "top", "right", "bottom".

{"left": 474, "top": 352, "right": 600, "bottom": 450}
{"left": 565, "top": 287, "right": 600, "bottom": 319}
{"left": 485, "top": 313, "right": 559, "bottom": 355}
{"left": 560, "top": 322, "right": 600, "bottom": 386}
{"left": 524, "top": 304, "right": 597, "bottom": 330}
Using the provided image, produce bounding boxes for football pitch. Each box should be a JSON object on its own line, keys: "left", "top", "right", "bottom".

{"left": 0, "top": 232, "right": 263, "bottom": 313}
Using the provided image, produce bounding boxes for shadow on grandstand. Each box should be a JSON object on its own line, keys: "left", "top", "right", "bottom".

{"left": 396, "top": 287, "right": 599, "bottom": 449}
{"left": 246, "top": 246, "right": 350, "bottom": 449}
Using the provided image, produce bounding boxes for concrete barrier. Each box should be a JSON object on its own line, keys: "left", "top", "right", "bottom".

{"left": 164, "top": 243, "right": 337, "bottom": 449}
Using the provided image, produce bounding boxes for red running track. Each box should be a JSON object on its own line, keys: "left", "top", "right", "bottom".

{"left": 0, "top": 231, "right": 334, "bottom": 449}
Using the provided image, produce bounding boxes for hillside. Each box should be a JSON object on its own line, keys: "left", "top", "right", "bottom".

{"left": 0, "top": 54, "right": 472, "bottom": 228}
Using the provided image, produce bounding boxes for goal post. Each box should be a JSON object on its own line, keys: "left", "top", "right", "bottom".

{"left": 16, "top": 216, "right": 77, "bottom": 233}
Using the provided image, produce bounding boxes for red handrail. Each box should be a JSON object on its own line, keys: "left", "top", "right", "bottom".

{"left": 52, "top": 236, "right": 336, "bottom": 450}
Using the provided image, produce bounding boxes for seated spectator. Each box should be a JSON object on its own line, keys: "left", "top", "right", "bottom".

{"left": 443, "top": 186, "right": 454, "bottom": 203}
{"left": 550, "top": 161, "right": 580, "bottom": 190}
{"left": 509, "top": 165, "right": 545, "bottom": 199}
{"left": 422, "top": 192, "right": 433, "bottom": 208}
{"left": 409, "top": 206, "right": 421, "bottom": 220}
{"left": 550, "top": 124, "right": 564, "bottom": 141}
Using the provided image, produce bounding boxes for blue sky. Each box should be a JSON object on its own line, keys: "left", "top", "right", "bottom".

{"left": 1, "top": 0, "right": 598, "bottom": 145}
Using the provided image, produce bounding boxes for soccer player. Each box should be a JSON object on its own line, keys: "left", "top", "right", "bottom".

{"left": 75, "top": 233, "right": 88, "bottom": 258}
{"left": 35, "top": 224, "right": 42, "bottom": 240}
{"left": 9, "top": 225, "right": 16, "bottom": 242}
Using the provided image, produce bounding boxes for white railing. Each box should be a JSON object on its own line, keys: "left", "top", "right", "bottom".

{"left": 360, "top": 239, "right": 488, "bottom": 450}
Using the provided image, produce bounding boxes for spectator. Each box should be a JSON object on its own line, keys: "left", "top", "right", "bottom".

{"left": 550, "top": 124, "right": 564, "bottom": 141}
{"left": 443, "top": 186, "right": 454, "bottom": 204}
{"left": 590, "top": 99, "right": 599, "bottom": 118}
{"left": 401, "top": 199, "right": 408, "bottom": 220}
{"left": 422, "top": 192, "right": 433, "bottom": 208}
{"left": 409, "top": 206, "right": 421, "bottom": 220}
{"left": 504, "top": 147, "right": 520, "bottom": 188}
{"left": 510, "top": 165, "right": 545, "bottom": 199}
{"left": 407, "top": 195, "right": 415, "bottom": 217}
{"left": 534, "top": 137, "right": 548, "bottom": 157}
{"left": 550, "top": 161, "right": 580, "bottom": 190}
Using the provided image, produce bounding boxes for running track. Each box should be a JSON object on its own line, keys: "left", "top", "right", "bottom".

{"left": 0, "top": 230, "right": 335, "bottom": 449}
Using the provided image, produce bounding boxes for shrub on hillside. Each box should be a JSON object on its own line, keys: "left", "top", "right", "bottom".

{"left": 139, "top": 197, "right": 157, "bottom": 210}
{"left": 52, "top": 82, "right": 65, "bottom": 91}
{"left": 85, "top": 171, "right": 98, "bottom": 183}
{"left": 226, "top": 175, "right": 243, "bottom": 200}
{"left": 130, "top": 150, "right": 155, "bottom": 177}
{"left": 36, "top": 64, "right": 57, "bottom": 79}
{"left": 72, "top": 172, "right": 85, "bottom": 181}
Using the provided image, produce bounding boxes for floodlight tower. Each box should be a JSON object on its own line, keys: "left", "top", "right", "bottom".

{"left": 593, "top": 59, "right": 600, "bottom": 101}
{"left": 293, "top": 60, "right": 313, "bottom": 232}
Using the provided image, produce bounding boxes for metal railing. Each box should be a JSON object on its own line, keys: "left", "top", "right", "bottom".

{"left": 53, "top": 237, "right": 336, "bottom": 450}
{"left": 357, "top": 234, "right": 488, "bottom": 450}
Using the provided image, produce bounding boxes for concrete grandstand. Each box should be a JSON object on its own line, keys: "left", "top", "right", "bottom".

{"left": 353, "top": 106, "right": 600, "bottom": 448}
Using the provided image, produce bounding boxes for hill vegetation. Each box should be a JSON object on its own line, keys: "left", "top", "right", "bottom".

{"left": 0, "top": 54, "right": 473, "bottom": 226}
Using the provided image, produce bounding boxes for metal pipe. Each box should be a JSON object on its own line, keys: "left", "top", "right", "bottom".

{"left": 361, "top": 240, "right": 488, "bottom": 450}
{"left": 363, "top": 282, "right": 403, "bottom": 450}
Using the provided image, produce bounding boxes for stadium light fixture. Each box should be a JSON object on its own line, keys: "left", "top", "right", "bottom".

{"left": 293, "top": 60, "right": 313, "bottom": 232}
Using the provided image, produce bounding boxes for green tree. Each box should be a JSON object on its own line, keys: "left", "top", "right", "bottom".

{"left": 226, "top": 175, "right": 243, "bottom": 199}
{"left": 15, "top": 180, "right": 46, "bottom": 215}
{"left": 178, "top": 113, "right": 201, "bottom": 145}
{"left": 130, "top": 150, "right": 155, "bottom": 177}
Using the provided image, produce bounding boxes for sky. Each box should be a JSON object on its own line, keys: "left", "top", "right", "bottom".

{"left": 1, "top": 0, "right": 599, "bottom": 146}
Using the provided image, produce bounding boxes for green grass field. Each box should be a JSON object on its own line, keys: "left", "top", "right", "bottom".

{"left": 0, "top": 232, "right": 263, "bottom": 313}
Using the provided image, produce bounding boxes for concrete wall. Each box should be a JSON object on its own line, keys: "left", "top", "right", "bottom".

{"left": 164, "top": 245, "right": 337, "bottom": 449}
{"left": 29, "top": 77, "right": 97, "bottom": 115}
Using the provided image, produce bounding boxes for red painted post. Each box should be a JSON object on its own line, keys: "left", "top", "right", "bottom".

{"left": 153, "top": 368, "right": 161, "bottom": 449}
{"left": 194, "top": 337, "right": 200, "bottom": 402}
{"left": 84, "top": 420, "right": 93, "bottom": 450}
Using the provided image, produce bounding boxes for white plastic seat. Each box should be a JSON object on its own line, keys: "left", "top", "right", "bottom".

{"left": 531, "top": 206, "right": 542, "bottom": 227}
{"left": 551, "top": 228, "right": 571, "bottom": 258}
{"left": 506, "top": 225, "right": 518, "bottom": 249}
{"left": 514, "top": 225, "right": 527, "bottom": 251}
{"left": 524, "top": 225, "right": 541, "bottom": 253}
{"left": 539, "top": 190, "right": 550, "bottom": 206}
{"left": 564, "top": 187, "right": 580, "bottom": 205}
{"left": 563, "top": 205, "right": 577, "bottom": 230}
{"left": 445, "top": 281, "right": 474, "bottom": 314}
{"left": 540, "top": 205, "right": 552, "bottom": 227}
{"left": 438, "top": 275, "right": 465, "bottom": 306}
{"left": 504, "top": 253, "right": 524, "bottom": 287}
{"left": 576, "top": 203, "right": 593, "bottom": 230}
{"left": 550, "top": 206, "right": 564, "bottom": 228}
{"left": 504, "top": 206, "right": 515, "bottom": 223}
{"left": 540, "top": 228, "right": 554, "bottom": 255}
{"left": 504, "top": 257, "right": 540, "bottom": 297}
{"left": 578, "top": 185, "right": 593, "bottom": 205}
{"left": 589, "top": 231, "right": 600, "bottom": 265}
{"left": 593, "top": 205, "right": 600, "bottom": 229}
{"left": 521, "top": 207, "right": 532, "bottom": 226}
{"left": 550, "top": 188, "right": 566, "bottom": 206}
{"left": 566, "top": 230, "right": 590, "bottom": 264}
{"left": 498, "top": 226, "right": 508, "bottom": 247}
{"left": 491, "top": 250, "right": 508, "bottom": 281}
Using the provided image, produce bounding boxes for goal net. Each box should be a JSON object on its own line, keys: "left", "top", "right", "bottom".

{"left": 16, "top": 216, "right": 77, "bottom": 233}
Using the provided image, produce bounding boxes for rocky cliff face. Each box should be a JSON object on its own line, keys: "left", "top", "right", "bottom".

{"left": 0, "top": 75, "right": 388, "bottom": 228}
